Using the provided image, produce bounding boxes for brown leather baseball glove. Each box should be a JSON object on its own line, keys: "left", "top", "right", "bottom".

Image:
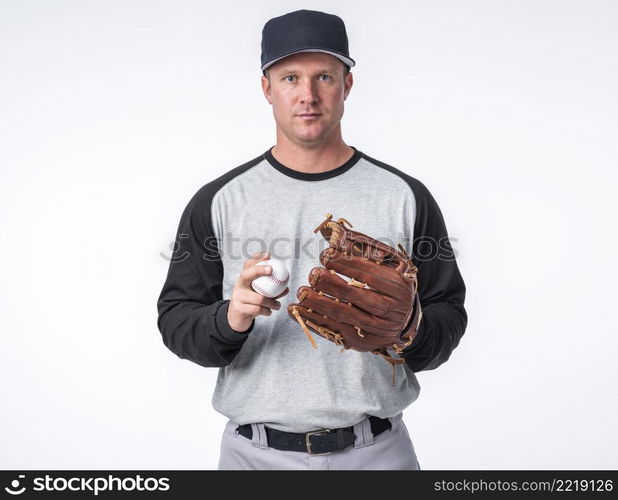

{"left": 288, "top": 213, "right": 423, "bottom": 386}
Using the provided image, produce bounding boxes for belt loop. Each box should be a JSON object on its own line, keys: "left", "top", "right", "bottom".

{"left": 250, "top": 423, "right": 270, "bottom": 450}
{"left": 336, "top": 428, "right": 345, "bottom": 450}
{"left": 353, "top": 416, "right": 374, "bottom": 449}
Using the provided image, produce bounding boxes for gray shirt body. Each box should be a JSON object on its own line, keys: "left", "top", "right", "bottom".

{"left": 157, "top": 147, "right": 467, "bottom": 432}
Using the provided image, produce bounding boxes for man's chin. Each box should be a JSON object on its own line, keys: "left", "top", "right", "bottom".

{"left": 292, "top": 128, "right": 328, "bottom": 144}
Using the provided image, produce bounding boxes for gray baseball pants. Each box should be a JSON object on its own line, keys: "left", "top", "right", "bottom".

{"left": 217, "top": 412, "right": 421, "bottom": 470}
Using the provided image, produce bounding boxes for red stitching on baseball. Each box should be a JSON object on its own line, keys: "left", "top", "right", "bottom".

{"left": 252, "top": 283, "right": 272, "bottom": 296}
{"left": 267, "top": 275, "right": 287, "bottom": 285}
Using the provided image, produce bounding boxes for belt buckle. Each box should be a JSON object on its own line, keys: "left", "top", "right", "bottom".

{"left": 305, "top": 429, "right": 332, "bottom": 455}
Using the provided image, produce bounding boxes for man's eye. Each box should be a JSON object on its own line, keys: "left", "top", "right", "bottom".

{"left": 319, "top": 74, "right": 330, "bottom": 80}
{"left": 285, "top": 75, "right": 296, "bottom": 82}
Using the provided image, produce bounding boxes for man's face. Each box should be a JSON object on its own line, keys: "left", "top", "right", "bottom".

{"left": 261, "top": 52, "right": 353, "bottom": 146}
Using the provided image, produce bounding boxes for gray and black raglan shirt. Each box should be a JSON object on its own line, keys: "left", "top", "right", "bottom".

{"left": 157, "top": 147, "right": 467, "bottom": 433}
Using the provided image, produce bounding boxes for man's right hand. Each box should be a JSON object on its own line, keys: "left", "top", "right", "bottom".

{"left": 226, "top": 251, "right": 289, "bottom": 333}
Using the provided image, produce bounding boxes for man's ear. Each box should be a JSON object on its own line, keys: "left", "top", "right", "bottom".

{"left": 344, "top": 71, "right": 353, "bottom": 100}
{"left": 261, "top": 75, "right": 272, "bottom": 104}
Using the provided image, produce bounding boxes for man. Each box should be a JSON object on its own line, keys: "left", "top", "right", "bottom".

{"left": 157, "top": 9, "right": 467, "bottom": 470}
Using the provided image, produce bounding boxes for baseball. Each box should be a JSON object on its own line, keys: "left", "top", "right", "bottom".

{"left": 251, "top": 258, "right": 289, "bottom": 298}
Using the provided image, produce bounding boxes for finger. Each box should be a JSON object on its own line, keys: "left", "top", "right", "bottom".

{"left": 243, "top": 251, "right": 271, "bottom": 270}
{"left": 238, "top": 302, "right": 273, "bottom": 317}
{"left": 320, "top": 247, "right": 410, "bottom": 298}
{"left": 239, "top": 261, "right": 273, "bottom": 287}
{"left": 287, "top": 304, "right": 387, "bottom": 351}
{"left": 237, "top": 288, "right": 282, "bottom": 310}
{"left": 272, "top": 286, "right": 289, "bottom": 300}
{"left": 295, "top": 286, "right": 402, "bottom": 337}
{"left": 307, "top": 267, "right": 407, "bottom": 317}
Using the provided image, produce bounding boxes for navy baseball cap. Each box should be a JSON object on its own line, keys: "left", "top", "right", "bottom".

{"left": 260, "top": 9, "right": 355, "bottom": 72}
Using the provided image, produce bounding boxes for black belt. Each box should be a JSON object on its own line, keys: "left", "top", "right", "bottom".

{"left": 235, "top": 416, "right": 391, "bottom": 455}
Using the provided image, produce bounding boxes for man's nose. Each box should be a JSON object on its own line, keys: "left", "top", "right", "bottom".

{"left": 299, "top": 80, "right": 318, "bottom": 104}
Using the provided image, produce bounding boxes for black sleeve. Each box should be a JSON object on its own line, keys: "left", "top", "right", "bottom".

{"left": 156, "top": 187, "right": 253, "bottom": 368}
{"left": 401, "top": 179, "right": 468, "bottom": 372}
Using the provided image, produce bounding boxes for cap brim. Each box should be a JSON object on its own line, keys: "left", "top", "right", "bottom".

{"left": 261, "top": 49, "right": 355, "bottom": 71}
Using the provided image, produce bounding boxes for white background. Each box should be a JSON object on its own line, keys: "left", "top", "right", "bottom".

{"left": 1, "top": 0, "right": 617, "bottom": 470}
